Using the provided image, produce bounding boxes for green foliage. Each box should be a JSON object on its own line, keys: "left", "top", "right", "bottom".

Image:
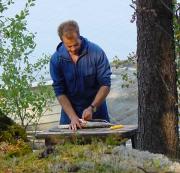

{"left": 0, "top": 116, "right": 27, "bottom": 143}
{"left": 121, "top": 73, "right": 135, "bottom": 88}
{"left": 0, "top": 0, "right": 54, "bottom": 129}
{"left": 0, "top": 124, "right": 27, "bottom": 143}
{"left": 105, "top": 135, "right": 128, "bottom": 146}
{"left": 111, "top": 52, "right": 137, "bottom": 69}
{"left": 111, "top": 52, "right": 137, "bottom": 88}
{"left": 111, "top": 56, "right": 123, "bottom": 69}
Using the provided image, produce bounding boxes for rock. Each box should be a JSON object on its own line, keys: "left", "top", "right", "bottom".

{"left": 38, "top": 145, "right": 55, "bottom": 159}
{"left": 78, "top": 161, "right": 95, "bottom": 170}
{"left": 65, "top": 163, "right": 80, "bottom": 172}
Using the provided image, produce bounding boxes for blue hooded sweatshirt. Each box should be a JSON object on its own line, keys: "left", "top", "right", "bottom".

{"left": 50, "top": 36, "right": 112, "bottom": 124}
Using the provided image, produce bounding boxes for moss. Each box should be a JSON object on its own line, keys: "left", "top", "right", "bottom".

{"left": 8, "top": 124, "right": 27, "bottom": 142}
{"left": 0, "top": 140, "right": 32, "bottom": 158}
{"left": 45, "top": 134, "right": 128, "bottom": 147}
{"left": 0, "top": 142, "right": 175, "bottom": 173}
{"left": 0, "top": 116, "right": 27, "bottom": 143}
{"left": 105, "top": 135, "right": 128, "bottom": 146}
{"left": 0, "top": 116, "right": 30, "bottom": 158}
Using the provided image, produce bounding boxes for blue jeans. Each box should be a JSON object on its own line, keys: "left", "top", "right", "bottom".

{"left": 60, "top": 105, "right": 110, "bottom": 124}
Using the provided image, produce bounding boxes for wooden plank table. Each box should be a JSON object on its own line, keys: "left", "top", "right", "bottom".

{"left": 36, "top": 125, "right": 138, "bottom": 148}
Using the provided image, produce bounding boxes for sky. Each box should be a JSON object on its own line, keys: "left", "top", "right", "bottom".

{"left": 5, "top": 0, "right": 137, "bottom": 62}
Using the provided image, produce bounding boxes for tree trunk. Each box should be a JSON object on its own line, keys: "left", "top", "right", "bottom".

{"left": 136, "top": 0, "right": 179, "bottom": 158}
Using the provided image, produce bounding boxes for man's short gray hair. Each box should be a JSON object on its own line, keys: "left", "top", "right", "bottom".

{"left": 57, "top": 20, "right": 80, "bottom": 41}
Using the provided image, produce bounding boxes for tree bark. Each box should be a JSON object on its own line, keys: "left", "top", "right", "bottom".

{"left": 136, "top": 0, "right": 179, "bottom": 158}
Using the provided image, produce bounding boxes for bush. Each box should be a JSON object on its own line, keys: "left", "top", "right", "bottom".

{"left": 0, "top": 116, "right": 27, "bottom": 143}
{"left": 0, "top": 139, "right": 32, "bottom": 158}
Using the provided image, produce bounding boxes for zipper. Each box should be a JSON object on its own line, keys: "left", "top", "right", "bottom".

{"left": 74, "top": 62, "right": 78, "bottom": 92}
{"left": 61, "top": 49, "right": 87, "bottom": 93}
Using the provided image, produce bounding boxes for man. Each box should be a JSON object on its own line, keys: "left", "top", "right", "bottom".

{"left": 50, "top": 20, "right": 111, "bottom": 130}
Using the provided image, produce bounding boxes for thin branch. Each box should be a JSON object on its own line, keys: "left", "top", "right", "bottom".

{"left": 130, "top": 4, "right": 136, "bottom": 11}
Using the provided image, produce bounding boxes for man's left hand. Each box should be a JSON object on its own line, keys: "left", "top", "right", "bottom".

{"left": 82, "top": 106, "right": 93, "bottom": 120}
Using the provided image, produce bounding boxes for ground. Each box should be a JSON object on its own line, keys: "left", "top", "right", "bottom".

{"left": 0, "top": 140, "right": 179, "bottom": 173}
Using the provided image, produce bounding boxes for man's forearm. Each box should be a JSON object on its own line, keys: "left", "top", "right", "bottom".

{"left": 57, "top": 95, "right": 77, "bottom": 120}
{"left": 91, "top": 86, "right": 110, "bottom": 107}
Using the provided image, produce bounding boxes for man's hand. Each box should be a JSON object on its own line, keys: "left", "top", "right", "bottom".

{"left": 82, "top": 106, "right": 93, "bottom": 121}
{"left": 69, "top": 116, "right": 82, "bottom": 131}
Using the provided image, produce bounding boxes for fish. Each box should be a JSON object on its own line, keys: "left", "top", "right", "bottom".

{"left": 57, "top": 119, "right": 113, "bottom": 129}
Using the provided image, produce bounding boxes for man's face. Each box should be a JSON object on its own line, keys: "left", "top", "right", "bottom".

{"left": 62, "top": 32, "right": 81, "bottom": 56}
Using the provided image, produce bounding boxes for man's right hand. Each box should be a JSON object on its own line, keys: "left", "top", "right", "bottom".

{"left": 57, "top": 95, "right": 82, "bottom": 131}
{"left": 69, "top": 116, "right": 82, "bottom": 131}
